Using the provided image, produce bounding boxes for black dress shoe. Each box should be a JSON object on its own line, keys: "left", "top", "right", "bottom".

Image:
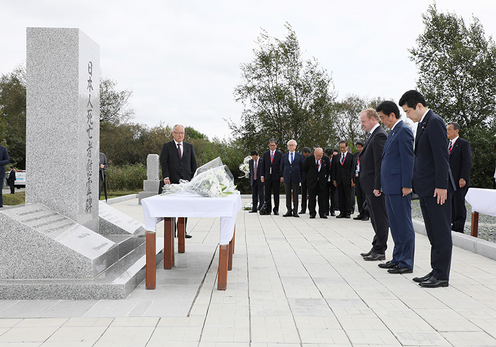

{"left": 363, "top": 252, "right": 385, "bottom": 261}
{"left": 283, "top": 212, "right": 293, "bottom": 217}
{"left": 336, "top": 214, "right": 345, "bottom": 218}
{"left": 298, "top": 210, "right": 305, "bottom": 214}
{"left": 360, "top": 248, "right": 373, "bottom": 257}
{"left": 412, "top": 272, "right": 433, "bottom": 283}
{"left": 320, "top": 215, "right": 327, "bottom": 219}
{"left": 273, "top": 211, "right": 279, "bottom": 215}
{"left": 419, "top": 276, "right": 449, "bottom": 288}
{"left": 378, "top": 260, "right": 397, "bottom": 269}
{"left": 344, "top": 214, "right": 351, "bottom": 218}
{"left": 353, "top": 215, "right": 363, "bottom": 220}
{"left": 388, "top": 265, "right": 413, "bottom": 274}
{"left": 293, "top": 213, "right": 300, "bottom": 218}
{"left": 361, "top": 216, "right": 370, "bottom": 221}
{"left": 185, "top": 234, "right": 192, "bottom": 239}
{"left": 309, "top": 214, "right": 316, "bottom": 219}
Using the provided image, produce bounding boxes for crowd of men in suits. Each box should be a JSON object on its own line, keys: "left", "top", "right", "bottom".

{"left": 247, "top": 90, "right": 473, "bottom": 288}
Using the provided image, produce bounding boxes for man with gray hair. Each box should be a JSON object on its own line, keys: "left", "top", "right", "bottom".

{"left": 280, "top": 139, "right": 304, "bottom": 217}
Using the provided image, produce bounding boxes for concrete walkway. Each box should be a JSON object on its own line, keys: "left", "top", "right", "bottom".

{"left": 1, "top": 196, "right": 496, "bottom": 346}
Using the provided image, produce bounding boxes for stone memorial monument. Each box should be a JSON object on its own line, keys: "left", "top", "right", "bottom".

{"left": 138, "top": 154, "right": 161, "bottom": 204}
{"left": 0, "top": 28, "right": 159, "bottom": 300}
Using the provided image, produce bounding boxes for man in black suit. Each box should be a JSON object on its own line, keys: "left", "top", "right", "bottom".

{"left": 299, "top": 147, "right": 311, "bottom": 214}
{"left": 7, "top": 166, "right": 16, "bottom": 194}
{"left": 400, "top": 90, "right": 452, "bottom": 288}
{"left": 0, "top": 145, "right": 10, "bottom": 208}
{"left": 359, "top": 109, "right": 389, "bottom": 261}
{"left": 325, "top": 148, "right": 337, "bottom": 216}
{"left": 261, "top": 138, "right": 283, "bottom": 215}
{"left": 160, "top": 124, "right": 198, "bottom": 238}
{"left": 447, "top": 122, "right": 472, "bottom": 233}
{"left": 249, "top": 150, "right": 264, "bottom": 213}
{"left": 280, "top": 140, "right": 304, "bottom": 217}
{"left": 332, "top": 141, "right": 355, "bottom": 218}
{"left": 352, "top": 140, "right": 369, "bottom": 221}
{"left": 304, "top": 148, "right": 330, "bottom": 218}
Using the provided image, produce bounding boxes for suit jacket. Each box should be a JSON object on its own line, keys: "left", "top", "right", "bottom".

{"left": 303, "top": 154, "right": 329, "bottom": 190}
{"left": 360, "top": 126, "right": 387, "bottom": 194}
{"left": 332, "top": 152, "right": 355, "bottom": 186}
{"left": 381, "top": 120, "right": 414, "bottom": 195}
{"left": 413, "top": 110, "right": 450, "bottom": 196}
{"left": 0, "top": 146, "right": 10, "bottom": 179}
{"left": 449, "top": 137, "right": 472, "bottom": 188}
{"left": 249, "top": 158, "right": 264, "bottom": 186}
{"left": 261, "top": 150, "right": 282, "bottom": 181}
{"left": 280, "top": 152, "right": 304, "bottom": 183}
{"left": 160, "top": 140, "right": 198, "bottom": 183}
{"left": 7, "top": 169, "right": 16, "bottom": 184}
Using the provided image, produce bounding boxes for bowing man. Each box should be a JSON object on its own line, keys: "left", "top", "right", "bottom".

{"left": 280, "top": 139, "right": 304, "bottom": 217}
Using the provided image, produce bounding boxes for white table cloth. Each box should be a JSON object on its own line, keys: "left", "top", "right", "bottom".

{"left": 141, "top": 191, "right": 242, "bottom": 245}
{"left": 465, "top": 188, "right": 496, "bottom": 217}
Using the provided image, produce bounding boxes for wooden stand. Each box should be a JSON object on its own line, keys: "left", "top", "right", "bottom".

{"left": 164, "top": 217, "right": 175, "bottom": 269}
{"left": 145, "top": 230, "right": 156, "bottom": 289}
{"left": 178, "top": 217, "right": 186, "bottom": 253}
{"left": 471, "top": 211, "right": 479, "bottom": 238}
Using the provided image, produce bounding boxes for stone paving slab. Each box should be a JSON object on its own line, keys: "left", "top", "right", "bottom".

{"left": 0, "top": 196, "right": 496, "bottom": 346}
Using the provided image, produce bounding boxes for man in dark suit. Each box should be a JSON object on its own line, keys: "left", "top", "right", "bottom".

{"left": 160, "top": 124, "right": 198, "bottom": 238}
{"left": 7, "top": 166, "right": 16, "bottom": 194}
{"left": 0, "top": 145, "right": 10, "bottom": 208}
{"left": 261, "top": 138, "right": 283, "bottom": 215}
{"left": 352, "top": 140, "right": 369, "bottom": 221}
{"left": 299, "top": 147, "right": 311, "bottom": 214}
{"left": 377, "top": 101, "right": 415, "bottom": 274}
{"left": 280, "top": 139, "right": 304, "bottom": 217}
{"left": 400, "top": 90, "right": 452, "bottom": 288}
{"left": 325, "top": 148, "right": 337, "bottom": 216}
{"left": 447, "top": 122, "right": 472, "bottom": 233}
{"left": 249, "top": 150, "right": 264, "bottom": 213}
{"left": 332, "top": 141, "right": 355, "bottom": 218}
{"left": 304, "top": 148, "right": 330, "bottom": 218}
{"left": 359, "top": 109, "right": 389, "bottom": 261}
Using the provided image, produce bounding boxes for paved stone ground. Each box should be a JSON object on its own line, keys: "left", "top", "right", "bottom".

{"left": 0, "top": 196, "right": 496, "bottom": 346}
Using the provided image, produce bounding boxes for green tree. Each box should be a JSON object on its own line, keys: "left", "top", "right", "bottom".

{"left": 409, "top": 4, "right": 496, "bottom": 187}
{"left": 99, "top": 77, "right": 135, "bottom": 125}
{"left": 0, "top": 66, "right": 26, "bottom": 168}
{"left": 231, "top": 23, "right": 338, "bottom": 153}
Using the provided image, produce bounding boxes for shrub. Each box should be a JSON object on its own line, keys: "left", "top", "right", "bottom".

{"left": 105, "top": 163, "right": 146, "bottom": 191}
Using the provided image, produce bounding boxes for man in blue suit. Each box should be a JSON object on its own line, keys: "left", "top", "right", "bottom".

{"left": 280, "top": 139, "right": 304, "bottom": 217}
{"left": 0, "top": 145, "right": 11, "bottom": 208}
{"left": 249, "top": 150, "right": 264, "bottom": 213}
{"left": 377, "top": 101, "right": 415, "bottom": 274}
{"left": 399, "top": 90, "right": 452, "bottom": 288}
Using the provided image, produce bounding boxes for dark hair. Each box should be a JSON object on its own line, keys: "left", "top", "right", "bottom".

{"left": 448, "top": 122, "right": 460, "bottom": 131}
{"left": 250, "top": 150, "right": 258, "bottom": 156}
{"left": 399, "top": 90, "right": 427, "bottom": 109}
{"left": 325, "top": 148, "right": 333, "bottom": 156}
{"left": 301, "top": 147, "right": 311, "bottom": 154}
{"left": 268, "top": 138, "right": 277, "bottom": 144}
{"left": 376, "top": 101, "right": 400, "bottom": 119}
{"left": 355, "top": 139, "right": 365, "bottom": 147}
{"left": 339, "top": 140, "right": 348, "bottom": 146}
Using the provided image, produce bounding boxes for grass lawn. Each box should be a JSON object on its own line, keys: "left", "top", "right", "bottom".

{"left": 2, "top": 190, "right": 138, "bottom": 206}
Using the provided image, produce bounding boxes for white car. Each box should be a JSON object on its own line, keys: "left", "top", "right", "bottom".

{"left": 14, "top": 170, "right": 26, "bottom": 188}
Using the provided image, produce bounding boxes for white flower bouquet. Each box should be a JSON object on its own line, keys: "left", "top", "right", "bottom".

{"left": 161, "top": 157, "right": 239, "bottom": 197}
{"left": 239, "top": 155, "right": 251, "bottom": 178}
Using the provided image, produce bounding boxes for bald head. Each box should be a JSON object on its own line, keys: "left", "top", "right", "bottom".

{"left": 314, "top": 147, "right": 324, "bottom": 160}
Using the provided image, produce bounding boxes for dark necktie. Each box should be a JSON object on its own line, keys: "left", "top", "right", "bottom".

{"left": 178, "top": 143, "right": 182, "bottom": 159}
{"left": 290, "top": 152, "right": 293, "bottom": 164}
{"left": 254, "top": 160, "right": 257, "bottom": 180}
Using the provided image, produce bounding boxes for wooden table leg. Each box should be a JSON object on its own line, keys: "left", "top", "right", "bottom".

{"left": 145, "top": 230, "right": 156, "bottom": 289}
{"left": 217, "top": 244, "right": 229, "bottom": 290}
{"left": 164, "top": 217, "right": 175, "bottom": 269}
{"left": 471, "top": 211, "right": 479, "bottom": 238}
{"left": 231, "top": 226, "right": 236, "bottom": 254}
{"left": 178, "top": 217, "right": 186, "bottom": 253}
{"left": 228, "top": 236, "right": 234, "bottom": 271}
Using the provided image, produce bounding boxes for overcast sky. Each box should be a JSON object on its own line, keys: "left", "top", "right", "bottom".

{"left": 1, "top": 0, "right": 495, "bottom": 140}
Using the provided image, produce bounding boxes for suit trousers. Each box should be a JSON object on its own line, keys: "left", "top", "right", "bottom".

{"left": 251, "top": 180, "right": 264, "bottom": 211}
{"left": 337, "top": 184, "right": 352, "bottom": 215}
{"left": 308, "top": 184, "right": 327, "bottom": 217}
{"left": 365, "top": 193, "right": 389, "bottom": 254}
{"left": 451, "top": 186, "right": 468, "bottom": 232}
{"left": 0, "top": 172, "right": 4, "bottom": 206}
{"left": 385, "top": 193, "right": 415, "bottom": 269}
{"left": 419, "top": 194, "right": 453, "bottom": 280}
{"left": 9, "top": 182, "right": 15, "bottom": 194}
{"left": 264, "top": 178, "right": 280, "bottom": 213}
{"left": 284, "top": 182, "right": 299, "bottom": 214}
{"left": 300, "top": 181, "right": 308, "bottom": 212}
{"left": 355, "top": 180, "right": 368, "bottom": 217}
{"left": 327, "top": 182, "right": 337, "bottom": 213}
